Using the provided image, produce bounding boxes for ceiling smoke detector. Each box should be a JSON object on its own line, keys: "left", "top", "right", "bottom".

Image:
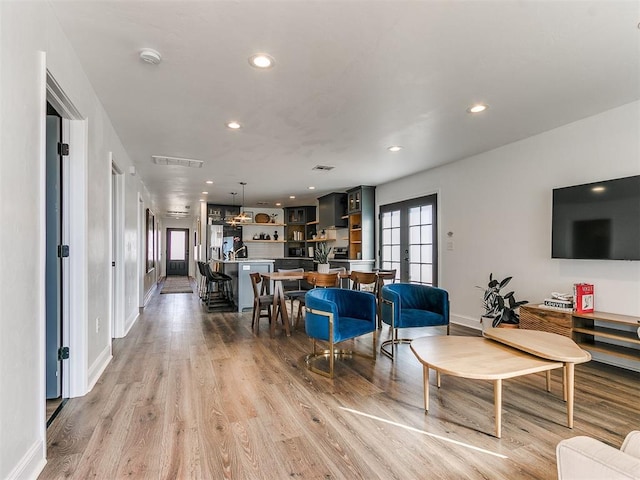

{"left": 151, "top": 155, "right": 203, "bottom": 168}
{"left": 140, "top": 48, "right": 162, "bottom": 65}
{"left": 312, "top": 165, "right": 335, "bottom": 171}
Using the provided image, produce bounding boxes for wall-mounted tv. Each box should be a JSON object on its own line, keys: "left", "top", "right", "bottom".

{"left": 552, "top": 175, "right": 640, "bottom": 260}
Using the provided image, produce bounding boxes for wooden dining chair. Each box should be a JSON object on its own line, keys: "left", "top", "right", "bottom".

{"left": 304, "top": 272, "right": 340, "bottom": 288}
{"left": 350, "top": 271, "right": 378, "bottom": 292}
{"left": 327, "top": 267, "right": 348, "bottom": 288}
{"left": 375, "top": 269, "right": 397, "bottom": 328}
{"left": 249, "top": 272, "right": 274, "bottom": 335}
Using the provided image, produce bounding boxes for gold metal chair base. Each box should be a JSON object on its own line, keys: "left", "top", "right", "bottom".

{"left": 380, "top": 338, "right": 413, "bottom": 360}
{"left": 305, "top": 345, "right": 376, "bottom": 379}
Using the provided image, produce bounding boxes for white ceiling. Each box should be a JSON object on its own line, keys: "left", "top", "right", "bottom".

{"left": 50, "top": 0, "right": 640, "bottom": 216}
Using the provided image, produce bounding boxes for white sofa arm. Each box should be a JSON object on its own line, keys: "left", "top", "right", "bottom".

{"left": 557, "top": 436, "right": 640, "bottom": 480}
{"left": 622, "top": 431, "right": 640, "bottom": 459}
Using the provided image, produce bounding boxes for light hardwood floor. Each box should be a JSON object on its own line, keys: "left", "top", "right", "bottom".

{"left": 40, "top": 286, "right": 639, "bottom": 479}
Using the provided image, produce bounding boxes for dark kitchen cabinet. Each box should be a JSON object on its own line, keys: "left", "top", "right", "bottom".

{"left": 346, "top": 186, "right": 375, "bottom": 260}
{"left": 318, "top": 192, "right": 347, "bottom": 229}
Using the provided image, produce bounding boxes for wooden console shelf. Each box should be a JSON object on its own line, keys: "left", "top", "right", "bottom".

{"left": 520, "top": 304, "right": 640, "bottom": 364}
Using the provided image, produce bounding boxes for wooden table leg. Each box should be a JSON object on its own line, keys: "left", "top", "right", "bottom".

{"left": 436, "top": 371, "right": 441, "bottom": 388}
{"left": 566, "top": 363, "right": 574, "bottom": 428}
{"left": 423, "top": 365, "right": 430, "bottom": 412}
{"left": 494, "top": 379, "right": 502, "bottom": 438}
{"left": 546, "top": 370, "right": 551, "bottom": 392}
{"left": 563, "top": 365, "right": 568, "bottom": 402}
{"left": 270, "top": 280, "right": 291, "bottom": 337}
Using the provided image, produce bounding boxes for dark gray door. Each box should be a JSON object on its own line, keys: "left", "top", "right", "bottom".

{"left": 46, "top": 109, "right": 62, "bottom": 399}
{"left": 166, "top": 228, "right": 189, "bottom": 276}
{"left": 379, "top": 194, "right": 438, "bottom": 285}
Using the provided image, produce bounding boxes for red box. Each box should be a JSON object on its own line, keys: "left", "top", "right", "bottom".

{"left": 573, "top": 283, "right": 594, "bottom": 313}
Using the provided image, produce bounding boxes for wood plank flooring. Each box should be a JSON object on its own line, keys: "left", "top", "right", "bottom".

{"left": 40, "top": 287, "right": 640, "bottom": 479}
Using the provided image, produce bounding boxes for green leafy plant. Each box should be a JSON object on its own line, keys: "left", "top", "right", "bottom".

{"left": 478, "top": 273, "right": 528, "bottom": 327}
{"left": 314, "top": 242, "right": 332, "bottom": 264}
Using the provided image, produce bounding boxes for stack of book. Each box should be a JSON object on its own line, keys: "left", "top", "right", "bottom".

{"left": 542, "top": 297, "right": 574, "bottom": 311}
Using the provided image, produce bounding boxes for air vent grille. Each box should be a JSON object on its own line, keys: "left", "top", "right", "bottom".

{"left": 312, "top": 165, "right": 335, "bottom": 171}
{"left": 151, "top": 155, "right": 203, "bottom": 168}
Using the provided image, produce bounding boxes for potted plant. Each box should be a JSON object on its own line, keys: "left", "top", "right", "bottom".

{"left": 315, "top": 242, "right": 332, "bottom": 273}
{"left": 478, "top": 273, "right": 528, "bottom": 328}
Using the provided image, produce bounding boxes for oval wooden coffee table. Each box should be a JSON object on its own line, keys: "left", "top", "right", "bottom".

{"left": 410, "top": 330, "right": 591, "bottom": 438}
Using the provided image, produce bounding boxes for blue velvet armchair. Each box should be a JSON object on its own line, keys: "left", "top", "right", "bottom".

{"left": 305, "top": 288, "right": 377, "bottom": 378}
{"left": 380, "top": 283, "right": 450, "bottom": 359}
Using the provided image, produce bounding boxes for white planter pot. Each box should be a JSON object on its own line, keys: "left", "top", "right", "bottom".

{"left": 317, "top": 263, "right": 330, "bottom": 273}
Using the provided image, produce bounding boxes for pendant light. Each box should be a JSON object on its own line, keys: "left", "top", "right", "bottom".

{"left": 227, "top": 192, "right": 238, "bottom": 225}
{"left": 235, "top": 182, "right": 249, "bottom": 222}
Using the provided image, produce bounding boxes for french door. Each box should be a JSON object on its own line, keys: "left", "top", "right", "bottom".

{"left": 379, "top": 194, "right": 438, "bottom": 285}
{"left": 166, "top": 228, "right": 189, "bottom": 276}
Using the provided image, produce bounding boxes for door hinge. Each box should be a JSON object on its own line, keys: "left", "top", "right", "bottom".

{"left": 58, "top": 143, "right": 69, "bottom": 156}
{"left": 58, "top": 245, "right": 70, "bottom": 257}
{"left": 58, "top": 346, "right": 70, "bottom": 360}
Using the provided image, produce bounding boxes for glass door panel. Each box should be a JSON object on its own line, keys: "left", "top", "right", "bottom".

{"left": 380, "top": 195, "right": 437, "bottom": 285}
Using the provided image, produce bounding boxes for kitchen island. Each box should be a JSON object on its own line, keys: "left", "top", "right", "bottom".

{"left": 212, "top": 259, "right": 275, "bottom": 312}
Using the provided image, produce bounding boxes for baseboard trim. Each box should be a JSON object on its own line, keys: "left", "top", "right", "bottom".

{"left": 6, "top": 439, "right": 46, "bottom": 480}
{"left": 87, "top": 344, "right": 112, "bottom": 392}
{"left": 451, "top": 313, "right": 482, "bottom": 331}
{"left": 123, "top": 309, "right": 139, "bottom": 337}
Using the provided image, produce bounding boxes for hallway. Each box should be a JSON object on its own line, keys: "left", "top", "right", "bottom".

{"left": 40, "top": 287, "right": 638, "bottom": 479}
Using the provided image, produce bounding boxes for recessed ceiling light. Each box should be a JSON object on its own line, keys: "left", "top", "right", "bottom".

{"left": 139, "top": 48, "right": 162, "bottom": 65}
{"left": 202, "top": 191, "right": 208, "bottom": 195}
{"left": 289, "top": 195, "right": 295, "bottom": 199}
{"left": 275, "top": 202, "right": 282, "bottom": 206}
{"left": 387, "top": 145, "right": 403, "bottom": 152}
{"left": 249, "top": 53, "right": 275, "bottom": 69}
{"left": 226, "top": 121, "right": 242, "bottom": 129}
{"left": 205, "top": 180, "right": 213, "bottom": 184}
{"left": 591, "top": 186, "right": 606, "bottom": 193}
{"left": 308, "top": 186, "right": 316, "bottom": 190}
{"left": 467, "top": 104, "right": 488, "bottom": 114}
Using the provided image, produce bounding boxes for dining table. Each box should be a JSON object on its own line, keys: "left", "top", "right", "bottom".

{"left": 260, "top": 271, "right": 350, "bottom": 338}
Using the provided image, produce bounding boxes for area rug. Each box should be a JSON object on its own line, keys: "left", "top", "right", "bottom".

{"left": 160, "top": 276, "right": 193, "bottom": 294}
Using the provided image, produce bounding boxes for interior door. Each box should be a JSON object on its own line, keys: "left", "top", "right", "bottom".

{"left": 166, "top": 228, "right": 189, "bottom": 276}
{"left": 380, "top": 194, "right": 438, "bottom": 285}
{"left": 45, "top": 107, "right": 62, "bottom": 399}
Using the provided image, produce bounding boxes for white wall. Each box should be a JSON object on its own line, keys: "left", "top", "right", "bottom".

{"left": 377, "top": 101, "right": 640, "bottom": 330}
{"left": 0, "top": 2, "right": 155, "bottom": 478}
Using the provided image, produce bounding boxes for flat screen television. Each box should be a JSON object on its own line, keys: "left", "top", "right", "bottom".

{"left": 552, "top": 175, "right": 640, "bottom": 260}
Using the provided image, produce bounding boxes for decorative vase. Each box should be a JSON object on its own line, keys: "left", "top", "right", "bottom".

{"left": 317, "top": 263, "right": 330, "bottom": 273}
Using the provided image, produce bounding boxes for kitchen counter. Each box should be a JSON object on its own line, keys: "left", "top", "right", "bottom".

{"left": 217, "top": 258, "right": 275, "bottom": 263}
{"left": 212, "top": 259, "right": 274, "bottom": 312}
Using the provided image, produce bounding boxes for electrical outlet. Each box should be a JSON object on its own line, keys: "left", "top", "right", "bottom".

{"left": 96, "top": 317, "right": 100, "bottom": 333}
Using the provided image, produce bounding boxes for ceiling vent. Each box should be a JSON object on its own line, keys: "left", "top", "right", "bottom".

{"left": 256, "top": 201, "right": 270, "bottom": 206}
{"left": 151, "top": 155, "right": 203, "bottom": 168}
{"left": 140, "top": 48, "right": 162, "bottom": 65}
{"left": 312, "top": 165, "right": 335, "bottom": 171}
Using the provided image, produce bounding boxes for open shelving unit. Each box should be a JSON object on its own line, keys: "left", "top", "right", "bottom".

{"left": 520, "top": 304, "right": 640, "bottom": 364}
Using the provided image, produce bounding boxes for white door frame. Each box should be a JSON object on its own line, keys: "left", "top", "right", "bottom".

{"left": 46, "top": 70, "right": 89, "bottom": 399}
{"left": 110, "top": 156, "right": 126, "bottom": 338}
